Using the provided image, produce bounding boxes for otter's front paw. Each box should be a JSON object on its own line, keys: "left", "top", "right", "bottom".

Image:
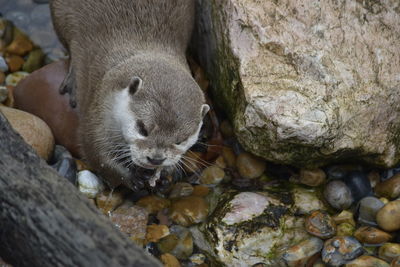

{"left": 60, "top": 64, "right": 77, "bottom": 108}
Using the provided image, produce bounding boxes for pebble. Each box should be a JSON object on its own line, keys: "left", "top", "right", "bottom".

{"left": 220, "top": 120, "right": 234, "bottom": 138}
{"left": 236, "top": 152, "right": 266, "bottom": 179}
{"left": 0, "top": 105, "right": 54, "bottom": 160}
{"left": 77, "top": 170, "right": 104, "bottom": 199}
{"left": 379, "top": 243, "right": 400, "bottom": 263}
{"left": 160, "top": 253, "right": 181, "bottom": 267}
{"left": 305, "top": 210, "right": 336, "bottom": 239}
{"left": 158, "top": 225, "right": 193, "bottom": 259}
{"left": 214, "top": 155, "right": 226, "bottom": 169}
{"left": 324, "top": 180, "right": 353, "bottom": 210}
{"left": 354, "top": 226, "right": 392, "bottom": 244}
{"left": 336, "top": 223, "right": 355, "bottom": 236}
{"left": 5, "top": 71, "right": 29, "bottom": 87}
{"left": 6, "top": 55, "right": 25, "bottom": 72}
{"left": 377, "top": 200, "right": 400, "bottom": 232}
{"left": 6, "top": 30, "right": 33, "bottom": 56}
{"left": 191, "top": 185, "right": 210, "bottom": 197}
{"left": 333, "top": 210, "right": 356, "bottom": 226}
{"left": 200, "top": 165, "right": 225, "bottom": 185}
{"left": 30, "top": 30, "right": 57, "bottom": 49}
{"left": 368, "top": 171, "right": 381, "bottom": 188}
{"left": 322, "top": 236, "right": 363, "bottom": 267}
{"left": 221, "top": 146, "right": 236, "bottom": 168}
{"left": 169, "top": 182, "right": 194, "bottom": 199}
{"left": 392, "top": 256, "right": 400, "bottom": 267}
{"left": 357, "top": 196, "right": 385, "bottom": 226}
{"left": 0, "top": 56, "right": 8, "bottom": 72}
{"left": 0, "top": 86, "right": 8, "bottom": 102}
{"left": 282, "top": 237, "right": 324, "bottom": 266}
{"left": 146, "top": 224, "right": 170, "bottom": 243}
{"left": 110, "top": 204, "right": 148, "bottom": 241}
{"left": 381, "top": 165, "right": 400, "bottom": 181}
{"left": 137, "top": 195, "right": 171, "bottom": 214}
{"left": 190, "top": 253, "right": 206, "bottom": 265}
{"left": 325, "top": 165, "right": 363, "bottom": 180}
{"left": 299, "top": 168, "right": 326, "bottom": 187}
{"left": 344, "top": 171, "right": 372, "bottom": 201}
{"left": 22, "top": 49, "right": 44, "bottom": 73}
{"left": 375, "top": 173, "right": 400, "bottom": 199}
{"left": 13, "top": 60, "right": 80, "bottom": 156}
{"left": 5, "top": 11, "right": 30, "bottom": 30}
{"left": 30, "top": 4, "right": 51, "bottom": 25}
{"left": 51, "top": 157, "right": 77, "bottom": 184}
{"left": 96, "top": 189, "right": 125, "bottom": 215}
{"left": 345, "top": 255, "right": 390, "bottom": 267}
{"left": 169, "top": 196, "right": 208, "bottom": 226}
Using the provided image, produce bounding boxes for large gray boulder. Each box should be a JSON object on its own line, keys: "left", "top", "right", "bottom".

{"left": 193, "top": 0, "right": 400, "bottom": 167}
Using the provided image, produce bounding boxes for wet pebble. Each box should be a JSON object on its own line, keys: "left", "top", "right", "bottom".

{"left": 375, "top": 173, "right": 400, "bottom": 200}
{"left": 191, "top": 185, "right": 210, "bottom": 197}
{"left": 336, "top": 223, "right": 355, "bottom": 236}
{"left": 325, "top": 165, "right": 362, "bottom": 180}
{"left": 77, "top": 170, "right": 104, "bottom": 198}
{"left": 354, "top": 226, "right": 392, "bottom": 244}
{"left": 357, "top": 196, "right": 385, "bottom": 226}
{"left": 0, "top": 86, "right": 8, "bottom": 102}
{"left": 96, "top": 189, "right": 125, "bottom": 215}
{"left": 6, "top": 30, "right": 33, "bottom": 56}
{"left": 146, "top": 224, "right": 170, "bottom": 243}
{"left": 221, "top": 146, "right": 236, "bottom": 168}
{"left": 190, "top": 253, "right": 206, "bottom": 265}
{"left": 0, "top": 105, "right": 54, "bottom": 160}
{"left": 6, "top": 55, "right": 25, "bottom": 72}
{"left": 345, "top": 255, "right": 390, "bottom": 267}
{"left": 333, "top": 210, "right": 356, "bottom": 226}
{"left": 5, "top": 71, "right": 29, "bottom": 86}
{"left": 305, "top": 210, "right": 336, "bottom": 239}
{"left": 160, "top": 253, "right": 181, "bottom": 267}
{"left": 158, "top": 225, "right": 193, "bottom": 259}
{"left": 344, "top": 171, "right": 372, "bottom": 201}
{"left": 322, "top": 236, "right": 363, "bottom": 267}
{"left": 51, "top": 156, "right": 77, "bottom": 184}
{"left": 378, "top": 243, "right": 400, "bottom": 263}
{"left": 110, "top": 204, "right": 148, "bottom": 241}
{"left": 236, "top": 152, "right": 266, "bottom": 179}
{"left": 200, "top": 165, "right": 225, "bottom": 185}
{"left": 22, "top": 49, "right": 44, "bottom": 73}
{"left": 324, "top": 180, "right": 353, "bottom": 210}
{"left": 137, "top": 195, "right": 171, "bottom": 214}
{"left": 299, "top": 168, "right": 326, "bottom": 187}
{"left": 377, "top": 200, "right": 400, "bottom": 232}
{"left": 169, "top": 196, "right": 208, "bottom": 226}
{"left": 282, "top": 237, "right": 324, "bottom": 267}
{"left": 0, "top": 56, "right": 9, "bottom": 72}
{"left": 169, "top": 182, "right": 194, "bottom": 199}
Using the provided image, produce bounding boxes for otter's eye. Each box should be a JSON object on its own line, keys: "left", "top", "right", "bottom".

{"left": 136, "top": 120, "right": 148, "bottom": 137}
{"left": 175, "top": 140, "right": 184, "bottom": 145}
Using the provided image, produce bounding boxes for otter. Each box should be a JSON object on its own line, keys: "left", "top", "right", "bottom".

{"left": 50, "top": 0, "right": 209, "bottom": 190}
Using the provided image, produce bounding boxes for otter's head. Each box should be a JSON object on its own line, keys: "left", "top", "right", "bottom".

{"left": 110, "top": 65, "right": 209, "bottom": 170}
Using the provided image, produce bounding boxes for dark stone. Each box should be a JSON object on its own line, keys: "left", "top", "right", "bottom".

{"left": 380, "top": 164, "right": 400, "bottom": 181}
{"left": 344, "top": 171, "right": 372, "bottom": 201}
{"left": 51, "top": 157, "right": 77, "bottom": 184}
{"left": 325, "top": 165, "right": 363, "bottom": 180}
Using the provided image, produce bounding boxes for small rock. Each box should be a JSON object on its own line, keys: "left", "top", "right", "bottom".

{"left": 22, "top": 49, "right": 44, "bottom": 73}
{"left": 221, "top": 146, "right": 236, "bottom": 168}
{"left": 158, "top": 225, "right": 193, "bottom": 259}
{"left": 380, "top": 198, "right": 390, "bottom": 204}
{"left": 5, "top": 11, "right": 30, "bottom": 29}
{"left": 30, "top": 4, "right": 51, "bottom": 25}
{"left": 392, "top": 257, "right": 400, "bottom": 267}
{"left": 336, "top": 223, "right": 355, "bottom": 236}
{"left": 77, "top": 170, "right": 104, "bottom": 198}
{"left": 6, "top": 31, "right": 33, "bottom": 56}
{"left": 0, "top": 56, "right": 8, "bottom": 72}
{"left": 220, "top": 120, "right": 234, "bottom": 138}
{"left": 325, "top": 165, "right": 363, "bottom": 180}
{"left": 137, "top": 195, "right": 171, "bottom": 214}
{"left": 236, "top": 152, "right": 266, "bottom": 179}
{"left": 96, "top": 189, "right": 125, "bottom": 215}
{"left": 5, "top": 71, "right": 29, "bottom": 87}
{"left": 299, "top": 168, "right": 326, "bottom": 187}
{"left": 214, "top": 155, "right": 226, "bottom": 169}
{"left": 305, "top": 210, "right": 336, "bottom": 239}
{"left": 200, "top": 165, "right": 225, "bottom": 185}
{"left": 379, "top": 243, "right": 400, "bottom": 263}
{"left": 322, "top": 236, "right": 363, "bottom": 267}
{"left": 375, "top": 173, "right": 400, "bottom": 199}
{"left": 368, "top": 171, "right": 381, "bottom": 188}
{"left": 282, "top": 237, "right": 324, "bottom": 267}
{"left": 192, "top": 185, "right": 210, "bottom": 197}
{"left": 292, "top": 187, "right": 327, "bottom": 215}
{"left": 30, "top": 29, "right": 56, "bottom": 49}
{"left": 169, "top": 196, "right": 208, "bottom": 226}
{"left": 110, "top": 204, "right": 149, "bottom": 240}
{"left": 0, "top": 86, "right": 8, "bottom": 102}
{"left": 324, "top": 180, "right": 353, "bottom": 210}
{"left": 357, "top": 197, "right": 385, "bottom": 226}
{"left": 333, "top": 210, "right": 356, "bottom": 226}
{"left": 51, "top": 157, "right": 77, "bottom": 184}
{"left": 190, "top": 253, "right": 206, "bottom": 265}
{"left": 146, "top": 224, "right": 170, "bottom": 243}
{"left": 0, "top": 105, "right": 54, "bottom": 160}
{"left": 377, "top": 200, "right": 400, "bottom": 232}
{"left": 345, "top": 255, "right": 390, "bottom": 267}
{"left": 160, "top": 253, "right": 181, "bottom": 267}
{"left": 354, "top": 226, "right": 392, "bottom": 244}
{"left": 169, "top": 182, "right": 194, "bottom": 199}
{"left": 345, "top": 171, "right": 372, "bottom": 202}
{"left": 6, "top": 55, "right": 25, "bottom": 72}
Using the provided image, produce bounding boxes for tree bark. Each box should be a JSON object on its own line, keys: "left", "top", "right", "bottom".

{"left": 0, "top": 112, "right": 161, "bottom": 267}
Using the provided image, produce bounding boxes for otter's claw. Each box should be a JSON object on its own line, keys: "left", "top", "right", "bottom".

{"left": 60, "top": 63, "right": 77, "bottom": 108}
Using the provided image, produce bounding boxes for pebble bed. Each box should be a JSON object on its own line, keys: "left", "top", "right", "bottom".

{"left": 1, "top": 1, "right": 400, "bottom": 267}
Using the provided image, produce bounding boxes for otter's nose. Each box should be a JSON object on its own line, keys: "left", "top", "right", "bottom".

{"left": 146, "top": 156, "right": 166, "bottom": 165}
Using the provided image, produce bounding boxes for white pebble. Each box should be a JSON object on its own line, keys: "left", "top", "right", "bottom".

{"left": 6, "top": 71, "right": 29, "bottom": 87}
{"left": 77, "top": 170, "right": 104, "bottom": 198}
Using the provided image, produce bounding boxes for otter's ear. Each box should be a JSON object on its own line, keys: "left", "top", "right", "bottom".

{"left": 201, "top": 104, "right": 210, "bottom": 118}
{"left": 128, "top": 77, "right": 142, "bottom": 95}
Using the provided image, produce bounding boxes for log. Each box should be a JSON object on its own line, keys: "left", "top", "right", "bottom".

{"left": 0, "top": 112, "right": 161, "bottom": 267}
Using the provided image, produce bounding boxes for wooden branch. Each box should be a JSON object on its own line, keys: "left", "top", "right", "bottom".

{"left": 0, "top": 111, "right": 161, "bottom": 267}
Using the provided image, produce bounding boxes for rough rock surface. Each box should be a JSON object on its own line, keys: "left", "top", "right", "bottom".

{"left": 194, "top": 0, "right": 400, "bottom": 167}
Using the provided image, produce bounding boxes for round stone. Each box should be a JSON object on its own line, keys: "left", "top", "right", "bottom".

{"left": 299, "top": 168, "right": 326, "bottom": 187}
{"left": 96, "top": 189, "right": 125, "bottom": 215}
{"left": 376, "top": 200, "right": 400, "bottom": 232}
{"left": 282, "top": 237, "right": 324, "bottom": 266}
{"left": 158, "top": 225, "right": 193, "bottom": 259}
{"left": 5, "top": 11, "right": 30, "bottom": 29}
{"left": 344, "top": 171, "right": 372, "bottom": 202}
{"left": 378, "top": 243, "right": 400, "bottom": 263}
{"left": 200, "top": 165, "right": 225, "bottom": 185}
{"left": 146, "top": 224, "right": 170, "bottom": 243}
{"left": 169, "top": 182, "right": 194, "bottom": 199}
{"left": 160, "top": 253, "right": 180, "bottom": 267}
{"left": 305, "top": 210, "right": 336, "bottom": 239}
{"left": 357, "top": 196, "right": 385, "bottom": 226}
{"left": 324, "top": 180, "right": 353, "bottom": 210}
{"left": 51, "top": 157, "right": 77, "bottom": 184}
{"left": 110, "top": 204, "right": 148, "bottom": 240}
{"left": 77, "top": 170, "right": 104, "bottom": 199}
{"left": 322, "top": 236, "right": 363, "bottom": 267}
{"left": 354, "top": 226, "right": 392, "bottom": 244}
{"left": 169, "top": 196, "right": 208, "bottom": 226}
{"left": 5, "top": 71, "right": 29, "bottom": 87}
{"left": 345, "top": 255, "right": 390, "bottom": 267}
{"left": 236, "top": 152, "right": 266, "bottom": 179}
{"left": 6, "top": 55, "right": 25, "bottom": 72}
{"left": 336, "top": 223, "right": 355, "bottom": 236}
{"left": 375, "top": 173, "right": 400, "bottom": 199}
{"left": 136, "top": 195, "right": 171, "bottom": 214}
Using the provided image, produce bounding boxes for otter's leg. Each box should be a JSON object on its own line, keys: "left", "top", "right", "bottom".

{"left": 60, "top": 63, "right": 77, "bottom": 108}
